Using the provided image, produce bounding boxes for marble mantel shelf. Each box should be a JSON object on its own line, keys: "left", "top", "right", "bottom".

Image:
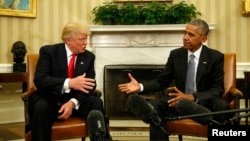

{"left": 90, "top": 24, "right": 216, "bottom": 32}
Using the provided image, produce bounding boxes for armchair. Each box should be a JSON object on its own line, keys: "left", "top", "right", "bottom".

{"left": 165, "top": 53, "right": 243, "bottom": 141}
{"left": 21, "top": 54, "right": 106, "bottom": 141}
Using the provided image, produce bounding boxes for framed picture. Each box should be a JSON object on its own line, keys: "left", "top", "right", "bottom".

{"left": 242, "top": 0, "right": 250, "bottom": 16}
{"left": 0, "top": 0, "right": 36, "bottom": 18}
{"left": 113, "top": 0, "right": 173, "bottom": 2}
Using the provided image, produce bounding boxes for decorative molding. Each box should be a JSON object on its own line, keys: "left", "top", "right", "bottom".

{"left": 90, "top": 24, "right": 216, "bottom": 32}
{"left": 236, "top": 62, "right": 250, "bottom": 78}
{"left": 0, "top": 64, "right": 13, "bottom": 73}
{"left": 89, "top": 24, "right": 215, "bottom": 48}
{"left": 1, "top": 63, "right": 248, "bottom": 77}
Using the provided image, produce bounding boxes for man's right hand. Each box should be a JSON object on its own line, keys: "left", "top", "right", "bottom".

{"left": 167, "top": 87, "right": 196, "bottom": 107}
{"left": 68, "top": 73, "right": 95, "bottom": 93}
{"left": 118, "top": 73, "right": 140, "bottom": 94}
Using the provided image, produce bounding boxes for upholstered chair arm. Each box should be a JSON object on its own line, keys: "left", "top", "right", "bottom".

{"left": 228, "top": 88, "right": 243, "bottom": 99}
{"left": 227, "top": 87, "right": 243, "bottom": 109}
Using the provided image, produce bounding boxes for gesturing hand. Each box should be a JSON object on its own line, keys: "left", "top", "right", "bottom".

{"left": 118, "top": 73, "right": 140, "bottom": 94}
{"left": 68, "top": 73, "right": 95, "bottom": 93}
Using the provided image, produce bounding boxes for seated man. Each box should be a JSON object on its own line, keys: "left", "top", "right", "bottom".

{"left": 118, "top": 19, "right": 230, "bottom": 141}
{"left": 29, "top": 22, "right": 112, "bottom": 141}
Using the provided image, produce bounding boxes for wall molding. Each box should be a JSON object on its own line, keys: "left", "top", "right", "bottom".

{"left": 0, "top": 64, "right": 13, "bottom": 73}
{"left": 1, "top": 62, "right": 249, "bottom": 80}
{"left": 236, "top": 62, "right": 250, "bottom": 78}
{"left": 1, "top": 63, "right": 250, "bottom": 78}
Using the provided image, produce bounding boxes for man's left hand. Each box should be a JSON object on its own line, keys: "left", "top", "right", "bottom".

{"left": 167, "top": 87, "right": 195, "bottom": 107}
{"left": 58, "top": 101, "right": 74, "bottom": 119}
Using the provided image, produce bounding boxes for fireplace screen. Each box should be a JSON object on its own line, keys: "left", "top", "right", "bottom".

{"left": 104, "top": 64, "right": 169, "bottom": 120}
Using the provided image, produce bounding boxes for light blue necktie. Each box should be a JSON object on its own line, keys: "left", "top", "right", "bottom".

{"left": 185, "top": 54, "right": 195, "bottom": 94}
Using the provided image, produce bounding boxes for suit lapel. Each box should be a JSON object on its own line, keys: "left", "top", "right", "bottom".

{"left": 74, "top": 53, "right": 87, "bottom": 76}
{"left": 55, "top": 44, "right": 68, "bottom": 77}
{"left": 177, "top": 48, "right": 188, "bottom": 84}
{"left": 196, "top": 46, "right": 209, "bottom": 84}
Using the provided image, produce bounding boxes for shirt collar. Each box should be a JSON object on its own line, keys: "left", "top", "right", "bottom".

{"left": 65, "top": 44, "right": 73, "bottom": 57}
{"left": 188, "top": 45, "right": 203, "bottom": 60}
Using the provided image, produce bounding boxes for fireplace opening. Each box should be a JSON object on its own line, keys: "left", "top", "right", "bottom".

{"left": 103, "top": 64, "right": 174, "bottom": 120}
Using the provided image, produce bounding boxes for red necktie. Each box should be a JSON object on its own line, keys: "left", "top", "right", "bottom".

{"left": 68, "top": 54, "right": 76, "bottom": 78}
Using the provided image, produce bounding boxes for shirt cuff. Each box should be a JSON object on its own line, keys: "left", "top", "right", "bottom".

{"left": 63, "top": 78, "right": 70, "bottom": 93}
{"left": 139, "top": 83, "right": 143, "bottom": 92}
{"left": 70, "top": 98, "right": 80, "bottom": 110}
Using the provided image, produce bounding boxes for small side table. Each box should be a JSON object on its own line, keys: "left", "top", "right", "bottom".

{"left": 0, "top": 72, "right": 27, "bottom": 92}
{"left": 243, "top": 71, "right": 250, "bottom": 125}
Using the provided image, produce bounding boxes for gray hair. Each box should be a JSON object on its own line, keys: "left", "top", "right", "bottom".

{"left": 188, "top": 19, "right": 209, "bottom": 36}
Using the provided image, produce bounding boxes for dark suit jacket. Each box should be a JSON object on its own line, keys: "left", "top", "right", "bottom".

{"left": 142, "top": 45, "right": 224, "bottom": 106}
{"left": 33, "top": 43, "right": 96, "bottom": 103}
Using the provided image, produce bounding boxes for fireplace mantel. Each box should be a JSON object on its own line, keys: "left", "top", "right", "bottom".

{"left": 90, "top": 24, "right": 216, "bottom": 32}
{"left": 89, "top": 24, "right": 215, "bottom": 48}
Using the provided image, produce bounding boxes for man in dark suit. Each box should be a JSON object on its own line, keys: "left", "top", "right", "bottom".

{"left": 118, "top": 19, "right": 230, "bottom": 141}
{"left": 29, "top": 22, "right": 112, "bottom": 141}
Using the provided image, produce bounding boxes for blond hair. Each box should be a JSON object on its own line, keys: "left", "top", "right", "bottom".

{"left": 61, "top": 22, "right": 90, "bottom": 42}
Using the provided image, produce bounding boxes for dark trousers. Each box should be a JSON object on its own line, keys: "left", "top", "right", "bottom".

{"left": 148, "top": 97, "right": 230, "bottom": 141}
{"left": 29, "top": 94, "right": 110, "bottom": 141}
{"left": 149, "top": 120, "right": 169, "bottom": 141}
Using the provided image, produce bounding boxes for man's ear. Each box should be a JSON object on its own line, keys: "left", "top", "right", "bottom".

{"left": 201, "top": 36, "right": 208, "bottom": 43}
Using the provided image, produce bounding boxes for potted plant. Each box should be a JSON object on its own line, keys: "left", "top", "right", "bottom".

{"left": 92, "top": 1, "right": 201, "bottom": 25}
{"left": 119, "top": 3, "right": 143, "bottom": 25}
{"left": 92, "top": 2, "right": 120, "bottom": 25}
{"left": 140, "top": 1, "right": 169, "bottom": 24}
{"left": 165, "top": 1, "right": 201, "bottom": 24}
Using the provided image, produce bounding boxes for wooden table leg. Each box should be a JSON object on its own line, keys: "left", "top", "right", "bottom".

{"left": 246, "top": 97, "right": 249, "bottom": 125}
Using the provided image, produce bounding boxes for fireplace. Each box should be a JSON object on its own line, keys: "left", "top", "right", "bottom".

{"left": 103, "top": 64, "right": 167, "bottom": 119}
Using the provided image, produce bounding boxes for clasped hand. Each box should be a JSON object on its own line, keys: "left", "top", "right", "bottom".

{"left": 68, "top": 73, "right": 95, "bottom": 93}
{"left": 168, "top": 87, "right": 196, "bottom": 107}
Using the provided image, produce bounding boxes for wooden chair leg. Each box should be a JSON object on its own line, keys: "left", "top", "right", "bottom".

{"left": 178, "top": 134, "right": 183, "bottom": 141}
